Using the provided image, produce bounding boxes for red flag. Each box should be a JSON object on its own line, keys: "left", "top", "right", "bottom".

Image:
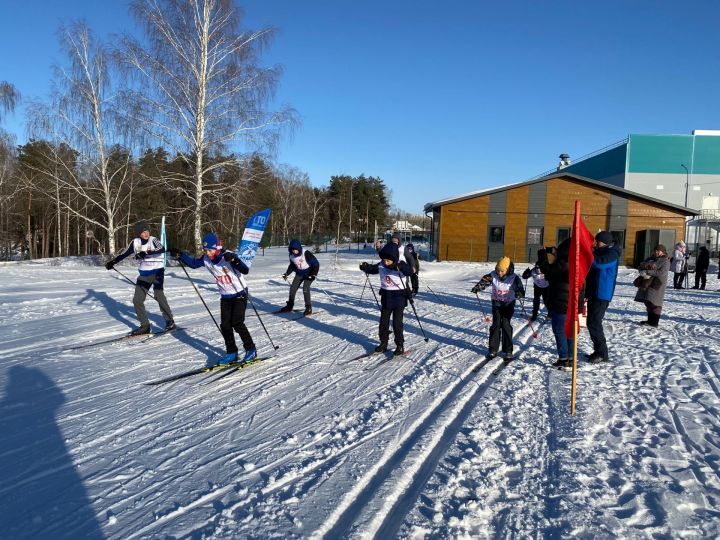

{"left": 565, "top": 201, "right": 595, "bottom": 339}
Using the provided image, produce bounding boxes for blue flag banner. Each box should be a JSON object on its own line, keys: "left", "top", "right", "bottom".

{"left": 237, "top": 209, "right": 271, "bottom": 269}
{"left": 160, "top": 216, "right": 167, "bottom": 267}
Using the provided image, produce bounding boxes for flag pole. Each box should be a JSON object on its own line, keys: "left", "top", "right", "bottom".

{"left": 570, "top": 200, "right": 580, "bottom": 416}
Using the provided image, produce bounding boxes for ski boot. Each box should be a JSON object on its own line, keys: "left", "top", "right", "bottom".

{"left": 374, "top": 342, "right": 388, "bottom": 353}
{"left": 130, "top": 326, "right": 151, "bottom": 336}
{"left": 393, "top": 345, "right": 405, "bottom": 357}
{"left": 164, "top": 320, "right": 177, "bottom": 332}
{"left": 552, "top": 357, "right": 572, "bottom": 369}
{"left": 485, "top": 350, "right": 498, "bottom": 360}
{"left": 278, "top": 302, "right": 294, "bottom": 313}
{"left": 242, "top": 348, "right": 257, "bottom": 362}
{"left": 303, "top": 305, "right": 313, "bottom": 316}
{"left": 219, "top": 352, "right": 238, "bottom": 365}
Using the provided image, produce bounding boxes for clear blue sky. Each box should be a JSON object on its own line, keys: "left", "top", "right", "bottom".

{"left": 2, "top": 0, "right": 720, "bottom": 214}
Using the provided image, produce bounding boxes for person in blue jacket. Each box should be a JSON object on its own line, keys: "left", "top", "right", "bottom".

{"left": 278, "top": 239, "right": 320, "bottom": 315}
{"left": 360, "top": 242, "right": 413, "bottom": 356}
{"left": 170, "top": 233, "right": 256, "bottom": 365}
{"left": 584, "top": 231, "right": 621, "bottom": 363}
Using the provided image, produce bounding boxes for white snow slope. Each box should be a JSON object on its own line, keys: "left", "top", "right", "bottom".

{"left": 1, "top": 247, "right": 719, "bottom": 539}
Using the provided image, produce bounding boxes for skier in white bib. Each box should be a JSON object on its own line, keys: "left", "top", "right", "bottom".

{"left": 170, "top": 233, "right": 256, "bottom": 365}
{"left": 278, "top": 239, "right": 320, "bottom": 316}
{"left": 104, "top": 220, "right": 175, "bottom": 335}
{"left": 360, "top": 242, "right": 413, "bottom": 356}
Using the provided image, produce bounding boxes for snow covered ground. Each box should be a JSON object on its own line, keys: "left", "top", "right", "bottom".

{"left": 1, "top": 247, "right": 719, "bottom": 539}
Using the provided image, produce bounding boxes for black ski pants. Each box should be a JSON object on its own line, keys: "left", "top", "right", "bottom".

{"left": 379, "top": 306, "right": 404, "bottom": 347}
{"left": 532, "top": 286, "right": 548, "bottom": 318}
{"left": 288, "top": 274, "right": 312, "bottom": 307}
{"left": 694, "top": 270, "right": 707, "bottom": 289}
{"left": 220, "top": 295, "right": 255, "bottom": 354}
{"left": 673, "top": 272, "right": 686, "bottom": 289}
{"left": 586, "top": 298, "right": 610, "bottom": 359}
{"left": 410, "top": 273, "right": 419, "bottom": 295}
{"left": 489, "top": 302, "right": 515, "bottom": 354}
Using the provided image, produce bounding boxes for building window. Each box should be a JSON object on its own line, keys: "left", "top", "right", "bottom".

{"left": 527, "top": 226, "right": 543, "bottom": 245}
{"left": 489, "top": 226, "right": 504, "bottom": 243}
{"left": 556, "top": 227, "right": 571, "bottom": 245}
{"left": 610, "top": 230, "right": 625, "bottom": 248}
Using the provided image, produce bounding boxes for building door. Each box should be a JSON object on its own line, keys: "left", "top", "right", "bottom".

{"left": 487, "top": 226, "right": 505, "bottom": 262}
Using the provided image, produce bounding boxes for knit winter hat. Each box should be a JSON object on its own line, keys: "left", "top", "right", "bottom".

{"left": 202, "top": 232, "right": 222, "bottom": 250}
{"left": 654, "top": 244, "right": 667, "bottom": 254}
{"left": 496, "top": 256, "right": 511, "bottom": 273}
{"left": 379, "top": 242, "right": 399, "bottom": 263}
{"left": 391, "top": 233, "right": 401, "bottom": 243}
{"left": 134, "top": 220, "right": 150, "bottom": 236}
{"left": 595, "top": 231, "right": 613, "bottom": 246}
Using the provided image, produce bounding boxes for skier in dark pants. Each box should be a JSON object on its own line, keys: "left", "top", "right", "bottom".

{"left": 360, "top": 242, "right": 413, "bottom": 356}
{"left": 405, "top": 243, "right": 420, "bottom": 295}
{"left": 170, "top": 233, "right": 256, "bottom": 365}
{"left": 522, "top": 261, "right": 548, "bottom": 321}
{"left": 104, "top": 220, "right": 175, "bottom": 335}
{"left": 693, "top": 246, "right": 710, "bottom": 290}
{"left": 278, "top": 239, "right": 320, "bottom": 316}
{"left": 471, "top": 256, "right": 525, "bottom": 360}
{"left": 583, "top": 231, "right": 620, "bottom": 363}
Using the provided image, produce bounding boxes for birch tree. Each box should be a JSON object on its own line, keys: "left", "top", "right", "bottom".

{"left": 27, "top": 22, "right": 131, "bottom": 254}
{"left": 121, "top": 0, "right": 296, "bottom": 250}
{"left": 0, "top": 82, "right": 20, "bottom": 123}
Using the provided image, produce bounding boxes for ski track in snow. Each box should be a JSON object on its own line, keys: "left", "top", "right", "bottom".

{"left": 1, "top": 253, "right": 720, "bottom": 538}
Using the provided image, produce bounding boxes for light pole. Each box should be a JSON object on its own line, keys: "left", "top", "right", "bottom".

{"left": 680, "top": 163, "right": 690, "bottom": 288}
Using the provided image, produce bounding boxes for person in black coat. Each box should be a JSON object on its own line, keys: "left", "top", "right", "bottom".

{"left": 360, "top": 242, "right": 413, "bottom": 356}
{"left": 538, "top": 239, "right": 574, "bottom": 368}
{"left": 693, "top": 246, "right": 710, "bottom": 290}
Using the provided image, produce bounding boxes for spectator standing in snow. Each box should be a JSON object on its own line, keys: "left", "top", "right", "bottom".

{"left": 671, "top": 241, "right": 689, "bottom": 289}
{"left": 538, "top": 239, "right": 574, "bottom": 368}
{"left": 360, "top": 242, "right": 413, "bottom": 356}
{"left": 471, "top": 256, "right": 525, "bottom": 360}
{"left": 278, "top": 239, "right": 320, "bottom": 316}
{"left": 583, "top": 231, "right": 621, "bottom": 363}
{"left": 170, "top": 233, "right": 256, "bottom": 365}
{"left": 693, "top": 246, "right": 710, "bottom": 290}
{"left": 522, "top": 259, "right": 549, "bottom": 321}
{"left": 634, "top": 244, "right": 670, "bottom": 328}
{"left": 104, "top": 220, "right": 175, "bottom": 335}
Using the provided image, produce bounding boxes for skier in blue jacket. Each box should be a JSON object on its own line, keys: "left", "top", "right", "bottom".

{"left": 170, "top": 233, "right": 256, "bottom": 365}
{"left": 278, "top": 239, "right": 320, "bottom": 315}
{"left": 104, "top": 220, "right": 175, "bottom": 335}
{"left": 584, "top": 231, "right": 621, "bottom": 363}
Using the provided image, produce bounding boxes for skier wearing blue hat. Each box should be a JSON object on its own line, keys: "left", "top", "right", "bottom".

{"left": 170, "top": 233, "right": 256, "bottom": 365}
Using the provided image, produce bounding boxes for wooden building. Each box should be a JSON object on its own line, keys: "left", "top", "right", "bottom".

{"left": 424, "top": 173, "right": 697, "bottom": 266}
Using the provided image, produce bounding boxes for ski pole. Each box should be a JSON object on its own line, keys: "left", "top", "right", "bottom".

{"left": 405, "top": 277, "right": 429, "bottom": 342}
{"left": 518, "top": 298, "right": 538, "bottom": 338}
{"left": 314, "top": 279, "right": 338, "bottom": 306}
{"left": 424, "top": 282, "right": 446, "bottom": 306}
{"left": 178, "top": 260, "right": 221, "bottom": 333}
{"left": 247, "top": 291, "right": 280, "bottom": 350}
{"left": 473, "top": 291, "right": 491, "bottom": 323}
{"left": 364, "top": 271, "right": 381, "bottom": 310}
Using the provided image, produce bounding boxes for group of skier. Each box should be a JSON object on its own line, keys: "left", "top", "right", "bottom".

{"left": 108, "top": 220, "right": 703, "bottom": 370}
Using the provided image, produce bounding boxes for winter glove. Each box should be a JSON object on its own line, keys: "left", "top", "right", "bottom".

{"left": 306, "top": 275, "right": 316, "bottom": 282}
{"left": 471, "top": 283, "right": 482, "bottom": 294}
{"left": 223, "top": 251, "right": 237, "bottom": 262}
{"left": 136, "top": 251, "right": 147, "bottom": 259}
{"left": 104, "top": 260, "right": 115, "bottom": 270}
{"left": 281, "top": 273, "right": 288, "bottom": 280}
{"left": 359, "top": 262, "right": 369, "bottom": 272}
{"left": 168, "top": 248, "right": 181, "bottom": 259}
{"left": 522, "top": 267, "right": 533, "bottom": 280}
